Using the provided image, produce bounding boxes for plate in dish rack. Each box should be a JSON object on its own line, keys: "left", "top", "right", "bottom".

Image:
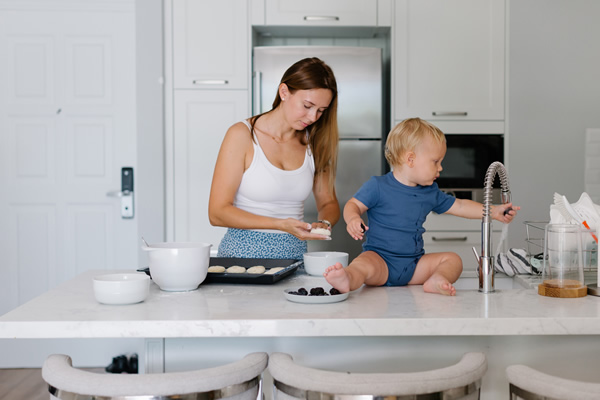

{"left": 283, "top": 288, "right": 349, "bottom": 304}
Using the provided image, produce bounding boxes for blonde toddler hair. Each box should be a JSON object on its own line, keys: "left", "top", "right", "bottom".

{"left": 384, "top": 118, "right": 446, "bottom": 167}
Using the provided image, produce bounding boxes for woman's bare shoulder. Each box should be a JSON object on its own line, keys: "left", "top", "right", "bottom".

{"left": 224, "top": 121, "right": 253, "bottom": 142}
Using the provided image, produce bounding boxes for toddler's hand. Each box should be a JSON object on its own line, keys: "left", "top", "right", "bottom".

{"left": 493, "top": 203, "right": 520, "bottom": 224}
{"left": 347, "top": 218, "right": 368, "bottom": 240}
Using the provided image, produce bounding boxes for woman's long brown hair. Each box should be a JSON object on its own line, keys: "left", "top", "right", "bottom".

{"left": 250, "top": 57, "right": 339, "bottom": 194}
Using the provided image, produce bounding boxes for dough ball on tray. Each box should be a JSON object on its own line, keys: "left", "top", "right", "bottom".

{"left": 226, "top": 265, "right": 246, "bottom": 274}
{"left": 247, "top": 265, "right": 266, "bottom": 274}
{"left": 265, "top": 267, "right": 285, "bottom": 275}
{"left": 208, "top": 265, "right": 226, "bottom": 273}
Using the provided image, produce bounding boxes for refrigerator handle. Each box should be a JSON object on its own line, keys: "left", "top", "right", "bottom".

{"left": 253, "top": 70, "right": 263, "bottom": 115}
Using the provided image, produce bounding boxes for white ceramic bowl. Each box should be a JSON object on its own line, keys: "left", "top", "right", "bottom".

{"left": 142, "top": 242, "right": 212, "bottom": 291}
{"left": 93, "top": 273, "right": 150, "bottom": 305}
{"left": 303, "top": 251, "right": 349, "bottom": 276}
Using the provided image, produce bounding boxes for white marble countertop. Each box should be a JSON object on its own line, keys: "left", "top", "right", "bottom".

{"left": 2, "top": 269, "right": 600, "bottom": 339}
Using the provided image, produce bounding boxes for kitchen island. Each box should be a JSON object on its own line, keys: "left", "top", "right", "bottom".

{"left": 2, "top": 269, "right": 600, "bottom": 399}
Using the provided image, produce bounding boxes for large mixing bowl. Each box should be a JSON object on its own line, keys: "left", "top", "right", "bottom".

{"left": 142, "top": 242, "right": 212, "bottom": 291}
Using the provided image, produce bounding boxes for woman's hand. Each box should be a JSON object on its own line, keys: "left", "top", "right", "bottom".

{"left": 278, "top": 218, "right": 328, "bottom": 241}
{"left": 347, "top": 217, "right": 368, "bottom": 241}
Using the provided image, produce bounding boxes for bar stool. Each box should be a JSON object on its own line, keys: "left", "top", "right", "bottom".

{"left": 507, "top": 364, "right": 600, "bottom": 400}
{"left": 268, "top": 352, "right": 487, "bottom": 400}
{"left": 42, "top": 352, "right": 268, "bottom": 400}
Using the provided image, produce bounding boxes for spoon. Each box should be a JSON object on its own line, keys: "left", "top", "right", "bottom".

{"left": 141, "top": 237, "right": 150, "bottom": 247}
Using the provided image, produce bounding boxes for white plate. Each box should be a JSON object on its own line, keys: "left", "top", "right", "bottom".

{"left": 283, "top": 287, "right": 349, "bottom": 304}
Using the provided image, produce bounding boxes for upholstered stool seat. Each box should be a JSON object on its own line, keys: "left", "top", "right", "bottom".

{"left": 507, "top": 364, "right": 600, "bottom": 400}
{"left": 268, "top": 352, "right": 487, "bottom": 400}
{"left": 42, "top": 352, "right": 268, "bottom": 400}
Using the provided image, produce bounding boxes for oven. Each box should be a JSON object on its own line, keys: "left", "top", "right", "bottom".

{"left": 437, "top": 134, "right": 504, "bottom": 202}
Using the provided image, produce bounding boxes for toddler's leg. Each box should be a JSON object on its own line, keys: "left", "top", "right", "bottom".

{"left": 408, "top": 252, "right": 463, "bottom": 296}
{"left": 323, "top": 251, "right": 388, "bottom": 293}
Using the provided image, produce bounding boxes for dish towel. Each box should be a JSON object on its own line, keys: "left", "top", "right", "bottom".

{"left": 495, "top": 248, "right": 536, "bottom": 276}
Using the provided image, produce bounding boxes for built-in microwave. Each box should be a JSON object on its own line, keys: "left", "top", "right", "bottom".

{"left": 436, "top": 134, "right": 504, "bottom": 201}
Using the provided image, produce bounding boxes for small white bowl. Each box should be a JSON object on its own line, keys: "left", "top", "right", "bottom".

{"left": 303, "top": 251, "right": 349, "bottom": 276}
{"left": 93, "top": 273, "right": 150, "bottom": 305}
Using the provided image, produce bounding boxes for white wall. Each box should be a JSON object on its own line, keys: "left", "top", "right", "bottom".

{"left": 507, "top": 0, "right": 600, "bottom": 248}
{"left": 136, "top": 0, "right": 165, "bottom": 262}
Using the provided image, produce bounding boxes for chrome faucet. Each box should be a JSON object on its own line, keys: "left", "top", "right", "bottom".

{"left": 472, "top": 161, "right": 512, "bottom": 293}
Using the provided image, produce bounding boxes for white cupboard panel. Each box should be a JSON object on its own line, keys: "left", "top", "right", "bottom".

{"left": 9, "top": 117, "right": 55, "bottom": 182}
{"left": 172, "top": 0, "right": 248, "bottom": 89}
{"left": 265, "top": 0, "right": 377, "bottom": 26}
{"left": 173, "top": 90, "right": 249, "bottom": 246}
{"left": 67, "top": 205, "right": 113, "bottom": 276}
{"left": 6, "top": 35, "right": 54, "bottom": 104}
{"left": 65, "top": 36, "right": 112, "bottom": 104}
{"left": 2, "top": 205, "right": 56, "bottom": 313}
{"left": 66, "top": 117, "right": 113, "bottom": 182}
{"left": 394, "top": 0, "right": 505, "bottom": 122}
{"left": 15, "top": 207, "right": 54, "bottom": 306}
{"left": 423, "top": 230, "right": 501, "bottom": 275}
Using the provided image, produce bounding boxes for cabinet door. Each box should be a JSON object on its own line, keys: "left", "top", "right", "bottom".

{"left": 173, "top": 90, "right": 249, "bottom": 245}
{"left": 265, "top": 0, "right": 377, "bottom": 26}
{"left": 172, "top": 0, "right": 248, "bottom": 89}
{"left": 394, "top": 0, "right": 505, "bottom": 122}
{"left": 423, "top": 231, "right": 501, "bottom": 273}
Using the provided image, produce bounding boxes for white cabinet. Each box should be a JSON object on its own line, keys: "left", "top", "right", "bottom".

{"left": 172, "top": 0, "right": 248, "bottom": 89}
{"left": 173, "top": 90, "right": 249, "bottom": 245}
{"left": 264, "top": 0, "right": 378, "bottom": 26}
{"left": 393, "top": 0, "right": 505, "bottom": 125}
{"left": 423, "top": 213, "right": 503, "bottom": 276}
{"left": 166, "top": 0, "right": 251, "bottom": 244}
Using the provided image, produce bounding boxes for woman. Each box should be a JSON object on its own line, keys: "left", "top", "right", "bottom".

{"left": 209, "top": 57, "right": 340, "bottom": 259}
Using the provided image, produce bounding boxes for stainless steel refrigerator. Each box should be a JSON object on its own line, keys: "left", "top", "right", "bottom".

{"left": 253, "top": 46, "right": 384, "bottom": 260}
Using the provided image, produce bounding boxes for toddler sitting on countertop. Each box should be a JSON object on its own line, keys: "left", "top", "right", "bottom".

{"left": 324, "top": 118, "right": 520, "bottom": 296}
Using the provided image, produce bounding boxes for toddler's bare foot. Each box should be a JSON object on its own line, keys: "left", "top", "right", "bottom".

{"left": 423, "top": 274, "right": 456, "bottom": 296}
{"left": 323, "top": 262, "right": 350, "bottom": 293}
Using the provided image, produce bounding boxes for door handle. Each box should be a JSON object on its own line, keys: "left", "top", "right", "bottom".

{"left": 431, "top": 236, "right": 468, "bottom": 242}
{"left": 107, "top": 167, "right": 134, "bottom": 219}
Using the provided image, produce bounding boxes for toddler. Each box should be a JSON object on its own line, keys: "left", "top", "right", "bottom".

{"left": 324, "top": 118, "right": 519, "bottom": 296}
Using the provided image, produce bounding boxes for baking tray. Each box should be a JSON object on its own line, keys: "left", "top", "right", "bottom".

{"left": 204, "top": 258, "right": 302, "bottom": 284}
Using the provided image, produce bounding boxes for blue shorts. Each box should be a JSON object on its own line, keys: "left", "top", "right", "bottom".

{"left": 368, "top": 250, "right": 423, "bottom": 286}
{"left": 217, "top": 228, "right": 306, "bottom": 259}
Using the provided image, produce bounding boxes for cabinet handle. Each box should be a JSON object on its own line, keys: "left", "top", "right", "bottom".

{"left": 432, "top": 111, "right": 468, "bottom": 116}
{"left": 303, "top": 16, "right": 340, "bottom": 21}
{"left": 253, "top": 71, "right": 263, "bottom": 114}
{"left": 193, "top": 79, "right": 229, "bottom": 85}
{"left": 431, "top": 236, "right": 468, "bottom": 242}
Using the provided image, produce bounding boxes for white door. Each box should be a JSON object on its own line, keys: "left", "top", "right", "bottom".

{"left": 0, "top": 2, "right": 138, "bottom": 315}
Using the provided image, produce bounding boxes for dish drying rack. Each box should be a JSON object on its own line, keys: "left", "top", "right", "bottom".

{"left": 524, "top": 221, "right": 598, "bottom": 273}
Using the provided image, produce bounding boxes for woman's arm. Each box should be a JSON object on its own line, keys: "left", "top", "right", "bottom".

{"left": 311, "top": 168, "right": 340, "bottom": 229}
{"left": 208, "top": 123, "right": 316, "bottom": 239}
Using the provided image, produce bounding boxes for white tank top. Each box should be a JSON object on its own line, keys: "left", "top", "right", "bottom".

{"left": 234, "top": 120, "right": 315, "bottom": 233}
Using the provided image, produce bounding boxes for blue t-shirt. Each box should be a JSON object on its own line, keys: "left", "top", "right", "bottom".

{"left": 354, "top": 172, "right": 455, "bottom": 259}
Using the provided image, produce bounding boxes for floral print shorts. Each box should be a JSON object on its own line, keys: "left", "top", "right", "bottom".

{"left": 217, "top": 228, "right": 306, "bottom": 259}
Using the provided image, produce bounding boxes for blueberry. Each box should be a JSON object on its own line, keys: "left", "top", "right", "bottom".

{"left": 330, "top": 288, "right": 341, "bottom": 295}
{"left": 297, "top": 288, "right": 308, "bottom": 296}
